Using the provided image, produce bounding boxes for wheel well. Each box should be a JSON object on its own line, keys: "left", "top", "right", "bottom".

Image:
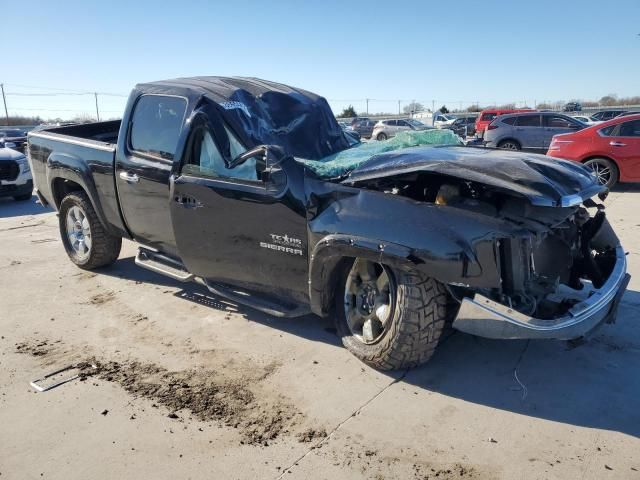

{"left": 581, "top": 155, "right": 619, "bottom": 171}
{"left": 312, "top": 256, "right": 354, "bottom": 317}
{"left": 52, "top": 178, "right": 85, "bottom": 208}
{"left": 497, "top": 138, "right": 521, "bottom": 148}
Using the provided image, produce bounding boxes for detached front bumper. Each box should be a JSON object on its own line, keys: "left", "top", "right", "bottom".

{"left": 453, "top": 245, "right": 630, "bottom": 340}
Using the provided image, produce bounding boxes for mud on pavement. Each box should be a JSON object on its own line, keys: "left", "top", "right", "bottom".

{"left": 16, "top": 338, "right": 304, "bottom": 446}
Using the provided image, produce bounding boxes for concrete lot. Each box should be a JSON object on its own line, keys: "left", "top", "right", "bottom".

{"left": 1, "top": 187, "right": 639, "bottom": 480}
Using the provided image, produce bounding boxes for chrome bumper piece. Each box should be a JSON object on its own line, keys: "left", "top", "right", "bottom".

{"left": 453, "top": 246, "right": 630, "bottom": 340}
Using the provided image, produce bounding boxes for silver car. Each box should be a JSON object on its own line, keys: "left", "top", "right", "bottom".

{"left": 371, "top": 118, "right": 431, "bottom": 141}
{"left": 484, "top": 112, "right": 585, "bottom": 151}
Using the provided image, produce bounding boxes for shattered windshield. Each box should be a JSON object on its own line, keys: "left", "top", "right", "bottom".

{"left": 298, "top": 129, "right": 462, "bottom": 178}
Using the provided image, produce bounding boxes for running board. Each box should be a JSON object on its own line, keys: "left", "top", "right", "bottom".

{"left": 204, "top": 280, "right": 310, "bottom": 318}
{"left": 135, "top": 248, "right": 194, "bottom": 282}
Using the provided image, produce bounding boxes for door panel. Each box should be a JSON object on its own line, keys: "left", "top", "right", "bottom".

{"left": 116, "top": 94, "right": 188, "bottom": 256}
{"left": 514, "top": 114, "right": 542, "bottom": 149}
{"left": 169, "top": 105, "right": 309, "bottom": 303}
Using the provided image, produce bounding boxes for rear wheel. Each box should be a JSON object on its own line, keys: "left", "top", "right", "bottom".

{"left": 497, "top": 139, "right": 521, "bottom": 150}
{"left": 584, "top": 157, "right": 619, "bottom": 188}
{"left": 376, "top": 132, "right": 388, "bottom": 141}
{"left": 59, "top": 191, "right": 122, "bottom": 269}
{"left": 335, "top": 258, "right": 449, "bottom": 370}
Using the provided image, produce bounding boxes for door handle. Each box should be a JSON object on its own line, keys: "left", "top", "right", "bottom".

{"left": 119, "top": 171, "right": 140, "bottom": 183}
{"left": 174, "top": 194, "right": 203, "bottom": 209}
{"left": 609, "top": 141, "right": 627, "bottom": 147}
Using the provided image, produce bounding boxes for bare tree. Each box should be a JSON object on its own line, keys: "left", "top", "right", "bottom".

{"left": 403, "top": 102, "right": 424, "bottom": 115}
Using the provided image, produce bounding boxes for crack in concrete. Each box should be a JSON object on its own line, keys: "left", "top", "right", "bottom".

{"left": 275, "top": 330, "right": 460, "bottom": 478}
{"left": 275, "top": 369, "right": 409, "bottom": 479}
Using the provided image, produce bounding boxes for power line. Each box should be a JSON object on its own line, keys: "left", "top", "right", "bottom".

{"left": 4, "top": 82, "right": 128, "bottom": 97}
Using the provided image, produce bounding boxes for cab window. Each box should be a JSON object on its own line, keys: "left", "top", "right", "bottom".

{"left": 182, "top": 127, "right": 258, "bottom": 182}
{"left": 129, "top": 95, "right": 187, "bottom": 160}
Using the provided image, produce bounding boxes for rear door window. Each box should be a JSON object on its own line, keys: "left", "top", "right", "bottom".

{"left": 544, "top": 115, "right": 574, "bottom": 128}
{"left": 130, "top": 95, "right": 187, "bottom": 160}
{"left": 501, "top": 117, "right": 517, "bottom": 125}
{"left": 516, "top": 115, "right": 541, "bottom": 127}
{"left": 618, "top": 120, "right": 640, "bottom": 137}
{"left": 481, "top": 113, "right": 496, "bottom": 121}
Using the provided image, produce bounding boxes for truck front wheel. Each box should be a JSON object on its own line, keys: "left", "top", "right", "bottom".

{"left": 335, "top": 258, "right": 449, "bottom": 370}
{"left": 59, "top": 192, "right": 122, "bottom": 269}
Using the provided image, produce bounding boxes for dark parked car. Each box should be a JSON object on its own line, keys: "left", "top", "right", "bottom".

{"left": 590, "top": 110, "right": 627, "bottom": 122}
{"left": 563, "top": 102, "right": 582, "bottom": 112}
{"left": 351, "top": 118, "right": 376, "bottom": 138}
{"left": 28, "top": 76, "right": 628, "bottom": 370}
{"left": 444, "top": 116, "right": 476, "bottom": 138}
{"left": 615, "top": 111, "right": 640, "bottom": 118}
{"left": 484, "top": 112, "right": 585, "bottom": 151}
{"left": 0, "top": 129, "right": 28, "bottom": 153}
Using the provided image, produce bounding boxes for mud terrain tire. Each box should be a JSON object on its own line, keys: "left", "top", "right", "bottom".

{"left": 335, "top": 260, "right": 449, "bottom": 370}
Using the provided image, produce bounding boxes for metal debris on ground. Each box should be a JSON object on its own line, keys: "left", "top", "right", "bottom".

{"left": 30, "top": 363, "right": 97, "bottom": 392}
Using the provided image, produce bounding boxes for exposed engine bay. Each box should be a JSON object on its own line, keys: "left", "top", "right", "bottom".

{"left": 352, "top": 171, "right": 620, "bottom": 320}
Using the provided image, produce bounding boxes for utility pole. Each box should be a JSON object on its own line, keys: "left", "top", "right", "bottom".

{"left": 431, "top": 99, "right": 435, "bottom": 113}
{"left": 1, "top": 83, "right": 9, "bottom": 126}
{"left": 366, "top": 98, "right": 369, "bottom": 115}
{"left": 398, "top": 100, "right": 401, "bottom": 115}
{"left": 94, "top": 92, "right": 100, "bottom": 121}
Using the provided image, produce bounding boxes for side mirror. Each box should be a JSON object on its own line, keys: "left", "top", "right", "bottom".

{"left": 228, "top": 145, "right": 267, "bottom": 169}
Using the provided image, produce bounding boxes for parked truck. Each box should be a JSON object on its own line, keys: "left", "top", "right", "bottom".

{"left": 27, "top": 77, "right": 629, "bottom": 370}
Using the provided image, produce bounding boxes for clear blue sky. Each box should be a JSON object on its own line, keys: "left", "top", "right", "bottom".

{"left": 3, "top": 0, "right": 639, "bottom": 119}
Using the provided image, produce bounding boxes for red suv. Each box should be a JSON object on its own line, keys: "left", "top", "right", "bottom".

{"left": 475, "top": 108, "right": 534, "bottom": 137}
{"left": 547, "top": 114, "right": 640, "bottom": 187}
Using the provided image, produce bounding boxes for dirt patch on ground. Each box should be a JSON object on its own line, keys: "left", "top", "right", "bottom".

{"left": 297, "top": 427, "right": 328, "bottom": 443}
{"left": 87, "top": 360, "right": 298, "bottom": 445}
{"left": 88, "top": 291, "right": 115, "bottom": 305}
{"left": 413, "top": 462, "right": 483, "bottom": 479}
{"left": 16, "top": 338, "right": 303, "bottom": 446}
{"left": 15, "top": 339, "right": 57, "bottom": 357}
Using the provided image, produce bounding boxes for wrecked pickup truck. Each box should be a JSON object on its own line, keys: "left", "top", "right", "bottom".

{"left": 27, "top": 77, "right": 630, "bottom": 370}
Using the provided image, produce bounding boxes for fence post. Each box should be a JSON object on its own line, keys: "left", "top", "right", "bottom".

{"left": 94, "top": 92, "right": 100, "bottom": 121}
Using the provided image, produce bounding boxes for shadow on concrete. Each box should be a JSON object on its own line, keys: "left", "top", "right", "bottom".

{"left": 97, "top": 254, "right": 640, "bottom": 438}
{"left": 99, "top": 255, "right": 340, "bottom": 347}
{"left": 0, "top": 195, "right": 52, "bottom": 218}
{"left": 612, "top": 183, "right": 640, "bottom": 193}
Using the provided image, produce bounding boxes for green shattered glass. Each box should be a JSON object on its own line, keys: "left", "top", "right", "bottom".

{"left": 298, "top": 129, "right": 462, "bottom": 178}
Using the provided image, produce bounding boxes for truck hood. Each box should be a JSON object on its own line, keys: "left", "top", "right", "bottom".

{"left": 342, "top": 146, "right": 605, "bottom": 207}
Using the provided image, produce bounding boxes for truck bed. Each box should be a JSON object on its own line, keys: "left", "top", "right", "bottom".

{"left": 28, "top": 119, "right": 128, "bottom": 237}
{"left": 39, "top": 120, "right": 121, "bottom": 146}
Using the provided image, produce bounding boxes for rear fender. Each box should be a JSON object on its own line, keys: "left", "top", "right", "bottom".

{"left": 46, "top": 152, "right": 115, "bottom": 236}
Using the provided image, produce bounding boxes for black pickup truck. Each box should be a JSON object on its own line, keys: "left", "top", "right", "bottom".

{"left": 28, "top": 77, "right": 629, "bottom": 370}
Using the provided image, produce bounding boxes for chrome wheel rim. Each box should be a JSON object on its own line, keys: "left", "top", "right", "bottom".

{"left": 343, "top": 259, "right": 395, "bottom": 345}
{"left": 587, "top": 161, "right": 611, "bottom": 186}
{"left": 65, "top": 206, "right": 92, "bottom": 259}
{"left": 501, "top": 142, "right": 518, "bottom": 150}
